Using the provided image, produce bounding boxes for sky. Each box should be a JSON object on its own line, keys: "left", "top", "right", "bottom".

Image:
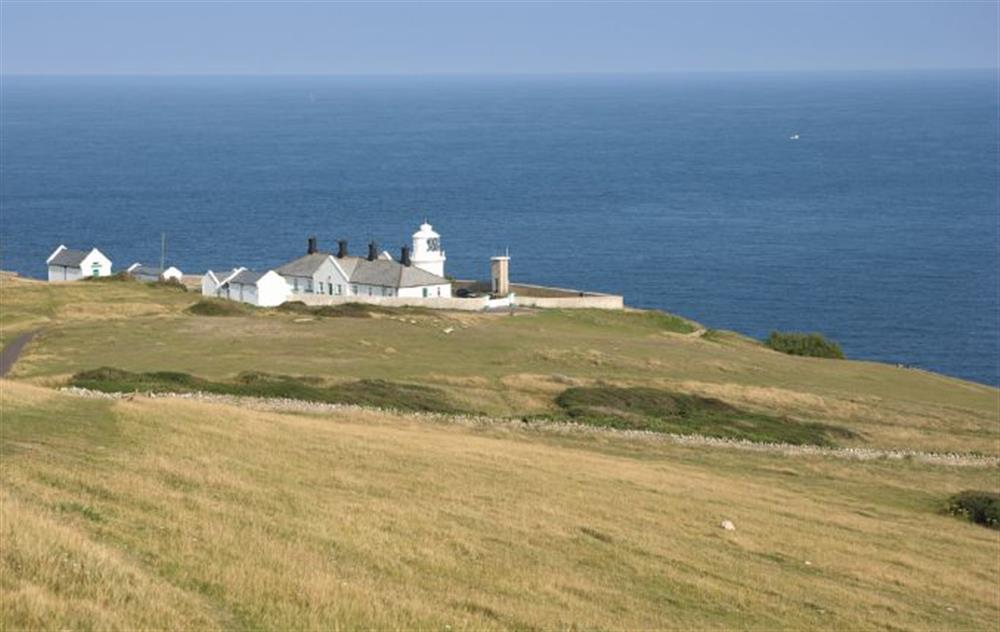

{"left": 1, "top": 1, "right": 997, "bottom": 75}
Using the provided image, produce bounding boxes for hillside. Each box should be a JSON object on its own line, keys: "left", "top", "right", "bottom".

{"left": 1, "top": 276, "right": 998, "bottom": 629}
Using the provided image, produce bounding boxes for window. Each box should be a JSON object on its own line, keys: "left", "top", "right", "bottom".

{"left": 318, "top": 281, "right": 324, "bottom": 294}
{"left": 437, "top": 287, "right": 441, "bottom": 297}
{"left": 422, "top": 287, "right": 429, "bottom": 298}
{"left": 367, "top": 286, "right": 373, "bottom": 296}
{"left": 352, "top": 285, "right": 357, "bottom": 294}
{"left": 337, "top": 284, "right": 342, "bottom": 295}
{"left": 91, "top": 263, "right": 101, "bottom": 278}
{"left": 293, "top": 278, "right": 299, "bottom": 292}
{"left": 328, "top": 283, "right": 333, "bottom": 296}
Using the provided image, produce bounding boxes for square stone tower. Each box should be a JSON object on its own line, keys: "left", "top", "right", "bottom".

{"left": 490, "top": 254, "right": 510, "bottom": 296}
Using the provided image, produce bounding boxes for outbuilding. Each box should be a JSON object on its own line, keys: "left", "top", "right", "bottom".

{"left": 225, "top": 269, "right": 290, "bottom": 307}
{"left": 46, "top": 245, "right": 112, "bottom": 282}
{"left": 126, "top": 263, "right": 183, "bottom": 282}
{"left": 201, "top": 268, "right": 244, "bottom": 297}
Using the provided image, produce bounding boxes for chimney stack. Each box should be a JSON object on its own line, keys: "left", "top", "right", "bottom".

{"left": 337, "top": 240, "right": 348, "bottom": 258}
{"left": 307, "top": 236, "right": 318, "bottom": 255}
{"left": 400, "top": 245, "right": 412, "bottom": 266}
{"left": 367, "top": 241, "right": 378, "bottom": 261}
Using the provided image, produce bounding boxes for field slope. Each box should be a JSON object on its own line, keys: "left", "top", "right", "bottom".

{"left": 1, "top": 276, "right": 998, "bottom": 629}
{"left": 2, "top": 380, "right": 999, "bottom": 630}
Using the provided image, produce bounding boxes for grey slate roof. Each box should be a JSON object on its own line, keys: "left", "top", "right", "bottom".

{"left": 347, "top": 258, "right": 448, "bottom": 288}
{"left": 230, "top": 270, "right": 268, "bottom": 285}
{"left": 274, "top": 252, "right": 448, "bottom": 289}
{"left": 49, "top": 248, "right": 89, "bottom": 267}
{"left": 130, "top": 265, "right": 165, "bottom": 277}
{"left": 274, "top": 252, "right": 332, "bottom": 277}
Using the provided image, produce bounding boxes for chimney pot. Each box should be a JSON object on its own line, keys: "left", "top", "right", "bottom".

{"left": 307, "top": 236, "right": 318, "bottom": 255}
{"left": 401, "top": 245, "right": 412, "bottom": 266}
{"left": 337, "top": 240, "right": 348, "bottom": 258}
{"left": 367, "top": 241, "right": 378, "bottom": 261}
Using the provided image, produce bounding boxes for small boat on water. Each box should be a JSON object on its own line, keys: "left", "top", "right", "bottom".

{"left": 789, "top": 133, "right": 801, "bottom": 140}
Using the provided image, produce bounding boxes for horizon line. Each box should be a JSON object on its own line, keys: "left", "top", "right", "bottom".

{"left": 1, "top": 67, "right": 997, "bottom": 79}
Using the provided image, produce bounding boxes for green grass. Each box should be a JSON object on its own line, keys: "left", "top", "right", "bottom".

{"left": 550, "top": 386, "right": 856, "bottom": 446}
{"left": 69, "top": 367, "right": 462, "bottom": 413}
{"left": 3, "top": 276, "right": 997, "bottom": 455}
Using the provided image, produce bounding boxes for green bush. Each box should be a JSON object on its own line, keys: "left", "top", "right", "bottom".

{"left": 551, "top": 386, "right": 855, "bottom": 446}
{"left": 185, "top": 299, "right": 251, "bottom": 317}
{"left": 70, "top": 367, "right": 459, "bottom": 413}
{"left": 765, "top": 331, "right": 845, "bottom": 359}
{"left": 947, "top": 491, "right": 999, "bottom": 529}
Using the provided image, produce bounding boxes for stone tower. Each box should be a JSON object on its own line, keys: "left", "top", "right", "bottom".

{"left": 490, "top": 254, "right": 510, "bottom": 296}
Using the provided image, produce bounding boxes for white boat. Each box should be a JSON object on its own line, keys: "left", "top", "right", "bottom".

{"left": 789, "top": 133, "right": 800, "bottom": 140}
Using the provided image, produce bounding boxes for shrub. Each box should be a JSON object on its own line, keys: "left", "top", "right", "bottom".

{"left": 551, "top": 386, "right": 855, "bottom": 446}
{"left": 185, "top": 299, "right": 251, "bottom": 317}
{"left": 947, "top": 491, "right": 999, "bottom": 529}
{"left": 83, "top": 272, "right": 133, "bottom": 283}
{"left": 150, "top": 278, "right": 188, "bottom": 291}
{"left": 765, "top": 331, "right": 845, "bottom": 359}
{"left": 70, "top": 368, "right": 460, "bottom": 413}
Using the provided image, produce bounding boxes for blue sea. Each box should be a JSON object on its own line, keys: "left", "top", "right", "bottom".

{"left": 1, "top": 72, "right": 997, "bottom": 385}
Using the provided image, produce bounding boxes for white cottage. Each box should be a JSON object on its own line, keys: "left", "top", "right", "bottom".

{"left": 224, "top": 269, "right": 290, "bottom": 307}
{"left": 126, "top": 263, "right": 183, "bottom": 282}
{"left": 201, "top": 268, "right": 244, "bottom": 297}
{"left": 46, "top": 245, "right": 112, "bottom": 282}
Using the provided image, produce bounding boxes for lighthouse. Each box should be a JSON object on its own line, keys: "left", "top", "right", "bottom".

{"left": 410, "top": 220, "right": 446, "bottom": 277}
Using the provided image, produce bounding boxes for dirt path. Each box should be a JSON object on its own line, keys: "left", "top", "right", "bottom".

{"left": 58, "top": 386, "right": 1000, "bottom": 468}
{"left": 0, "top": 331, "right": 37, "bottom": 377}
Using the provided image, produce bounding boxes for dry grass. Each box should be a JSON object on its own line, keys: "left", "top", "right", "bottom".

{"left": 2, "top": 380, "right": 999, "bottom": 629}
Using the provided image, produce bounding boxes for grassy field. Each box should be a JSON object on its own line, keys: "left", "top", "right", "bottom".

{"left": 2, "top": 380, "right": 998, "bottom": 630}
{"left": 2, "top": 276, "right": 996, "bottom": 454}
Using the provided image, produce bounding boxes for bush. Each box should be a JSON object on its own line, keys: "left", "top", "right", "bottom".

{"left": 70, "top": 367, "right": 460, "bottom": 413}
{"left": 185, "top": 299, "right": 251, "bottom": 317}
{"left": 150, "top": 278, "right": 188, "bottom": 291}
{"left": 765, "top": 331, "right": 845, "bottom": 359}
{"left": 83, "top": 272, "right": 133, "bottom": 283}
{"left": 947, "top": 491, "right": 999, "bottom": 529}
{"left": 550, "top": 386, "right": 855, "bottom": 446}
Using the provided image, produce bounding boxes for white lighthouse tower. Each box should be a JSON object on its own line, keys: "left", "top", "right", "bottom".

{"left": 410, "top": 220, "right": 446, "bottom": 277}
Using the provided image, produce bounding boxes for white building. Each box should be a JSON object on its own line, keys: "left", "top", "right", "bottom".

{"left": 224, "top": 269, "right": 290, "bottom": 307}
{"left": 126, "top": 263, "right": 183, "bottom": 282}
{"left": 410, "top": 221, "right": 446, "bottom": 277}
{"left": 201, "top": 268, "right": 244, "bottom": 297}
{"left": 46, "top": 245, "right": 112, "bottom": 282}
{"left": 275, "top": 236, "right": 451, "bottom": 300}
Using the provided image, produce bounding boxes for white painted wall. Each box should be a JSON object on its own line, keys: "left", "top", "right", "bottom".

{"left": 411, "top": 222, "right": 446, "bottom": 277}
{"left": 397, "top": 284, "right": 452, "bottom": 299}
{"left": 284, "top": 256, "right": 351, "bottom": 298}
{"left": 80, "top": 249, "right": 112, "bottom": 278}
{"left": 201, "top": 272, "right": 220, "bottom": 296}
{"left": 255, "top": 271, "right": 292, "bottom": 307}
{"left": 48, "top": 265, "right": 82, "bottom": 282}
